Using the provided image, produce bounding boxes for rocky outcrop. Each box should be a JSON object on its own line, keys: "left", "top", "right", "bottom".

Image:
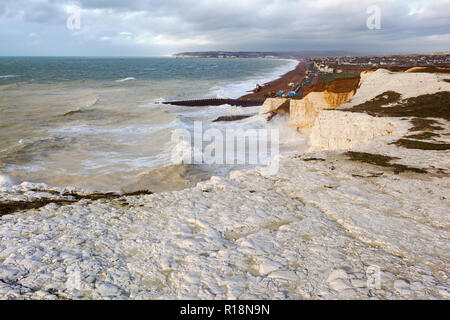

{"left": 259, "top": 98, "right": 290, "bottom": 115}
{"left": 290, "top": 90, "right": 356, "bottom": 129}
{"left": 306, "top": 68, "right": 450, "bottom": 151}
{"left": 308, "top": 110, "right": 397, "bottom": 151}
{"left": 289, "top": 77, "right": 360, "bottom": 129}
{"left": 289, "top": 96, "right": 320, "bottom": 129}
{"left": 358, "top": 69, "right": 377, "bottom": 86}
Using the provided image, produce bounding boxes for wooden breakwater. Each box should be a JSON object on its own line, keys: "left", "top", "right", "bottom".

{"left": 162, "top": 98, "right": 265, "bottom": 107}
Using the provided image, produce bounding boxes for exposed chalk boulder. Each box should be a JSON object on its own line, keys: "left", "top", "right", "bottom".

{"left": 0, "top": 175, "right": 14, "bottom": 188}
{"left": 308, "top": 110, "right": 397, "bottom": 151}
{"left": 259, "top": 98, "right": 290, "bottom": 115}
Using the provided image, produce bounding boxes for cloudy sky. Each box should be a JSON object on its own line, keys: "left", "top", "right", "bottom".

{"left": 0, "top": 0, "right": 449, "bottom": 56}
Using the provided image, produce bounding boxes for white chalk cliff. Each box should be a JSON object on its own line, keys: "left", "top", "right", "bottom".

{"left": 293, "top": 69, "right": 450, "bottom": 151}
{"left": 308, "top": 111, "right": 398, "bottom": 151}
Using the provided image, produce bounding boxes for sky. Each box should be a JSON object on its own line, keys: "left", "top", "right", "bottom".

{"left": 0, "top": 0, "right": 449, "bottom": 56}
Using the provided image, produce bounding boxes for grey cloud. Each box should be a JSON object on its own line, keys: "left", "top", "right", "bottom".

{"left": 0, "top": 0, "right": 448, "bottom": 56}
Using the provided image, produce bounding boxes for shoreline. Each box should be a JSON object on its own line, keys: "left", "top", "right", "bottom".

{"left": 0, "top": 57, "right": 303, "bottom": 193}
{"left": 239, "top": 60, "right": 305, "bottom": 99}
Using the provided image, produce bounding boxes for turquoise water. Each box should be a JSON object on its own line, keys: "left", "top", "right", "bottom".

{"left": 0, "top": 56, "right": 288, "bottom": 85}
{"left": 0, "top": 57, "right": 300, "bottom": 191}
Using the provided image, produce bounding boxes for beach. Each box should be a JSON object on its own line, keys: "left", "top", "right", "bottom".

{"left": 239, "top": 61, "right": 307, "bottom": 99}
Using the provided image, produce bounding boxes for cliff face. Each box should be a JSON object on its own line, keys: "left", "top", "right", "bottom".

{"left": 358, "top": 69, "right": 377, "bottom": 87}
{"left": 289, "top": 95, "right": 320, "bottom": 129}
{"left": 259, "top": 98, "right": 290, "bottom": 115}
{"left": 306, "top": 68, "right": 450, "bottom": 151}
{"left": 308, "top": 111, "right": 397, "bottom": 151}
{"left": 290, "top": 77, "right": 359, "bottom": 129}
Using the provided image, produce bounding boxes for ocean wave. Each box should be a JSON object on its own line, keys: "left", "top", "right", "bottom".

{"left": 0, "top": 136, "right": 76, "bottom": 165}
{"left": 208, "top": 59, "right": 298, "bottom": 99}
{"left": 61, "top": 106, "right": 104, "bottom": 119}
{"left": 170, "top": 138, "right": 203, "bottom": 165}
{"left": 0, "top": 75, "right": 17, "bottom": 79}
{"left": 115, "top": 77, "right": 136, "bottom": 82}
{"left": 0, "top": 174, "right": 15, "bottom": 187}
{"left": 122, "top": 164, "right": 212, "bottom": 193}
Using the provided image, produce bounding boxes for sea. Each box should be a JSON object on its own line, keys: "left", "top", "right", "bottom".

{"left": 0, "top": 57, "right": 306, "bottom": 192}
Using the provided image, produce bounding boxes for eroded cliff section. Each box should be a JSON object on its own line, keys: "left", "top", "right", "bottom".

{"left": 259, "top": 77, "right": 360, "bottom": 129}
{"left": 261, "top": 67, "right": 450, "bottom": 152}
{"left": 289, "top": 82, "right": 358, "bottom": 129}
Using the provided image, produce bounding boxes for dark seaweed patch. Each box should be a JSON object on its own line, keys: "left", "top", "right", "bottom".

{"left": 302, "top": 157, "right": 326, "bottom": 161}
{"left": 212, "top": 115, "right": 253, "bottom": 122}
{"left": 404, "top": 132, "right": 440, "bottom": 140}
{"left": 340, "top": 91, "right": 450, "bottom": 121}
{"left": 408, "top": 118, "right": 444, "bottom": 132}
{"left": 0, "top": 189, "right": 153, "bottom": 216}
{"left": 345, "top": 151, "right": 427, "bottom": 174}
{"left": 390, "top": 139, "right": 450, "bottom": 150}
{"left": 339, "top": 91, "right": 402, "bottom": 113}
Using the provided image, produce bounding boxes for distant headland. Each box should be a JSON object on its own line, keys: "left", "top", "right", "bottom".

{"left": 173, "top": 51, "right": 355, "bottom": 59}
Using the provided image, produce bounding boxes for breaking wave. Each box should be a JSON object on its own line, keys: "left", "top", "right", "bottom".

{"left": 0, "top": 174, "right": 14, "bottom": 187}
{"left": 115, "top": 77, "right": 136, "bottom": 82}
{"left": 208, "top": 59, "right": 298, "bottom": 98}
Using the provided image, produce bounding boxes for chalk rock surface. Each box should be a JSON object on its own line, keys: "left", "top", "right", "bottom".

{"left": 259, "top": 98, "right": 290, "bottom": 115}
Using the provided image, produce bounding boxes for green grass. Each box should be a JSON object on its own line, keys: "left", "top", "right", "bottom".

{"left": 317, "top": 73, "right": 359, "bottom": 85}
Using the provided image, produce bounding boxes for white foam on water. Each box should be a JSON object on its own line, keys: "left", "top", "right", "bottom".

{"left": 0, "top": 75, "right": 17, "bottom": 78}
{"left": 115, "top": 77, "right": 136, "bottom": 82}
{"left": 208, "top": 59, "right": 299, "bottom": 99}
{"left": 165, "top": 106, "right": 307, "bottom": 170}
{"left": 0, "top": 59, "right": 302, "bottom": 191}
{"left": 0, "top": 174, "right": 14, "bottom": 187}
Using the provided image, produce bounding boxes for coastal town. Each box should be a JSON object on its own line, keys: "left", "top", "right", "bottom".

{"left": 174, "top": 51, "right": 450, "bottom": 103}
